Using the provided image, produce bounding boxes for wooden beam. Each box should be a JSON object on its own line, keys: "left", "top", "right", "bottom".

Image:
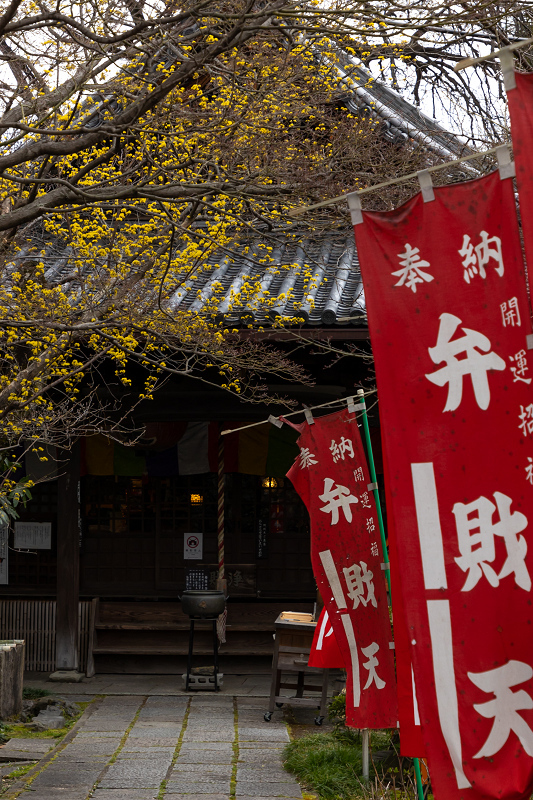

{"left": 56, "top": 442, "right": 81, "bottom": 671}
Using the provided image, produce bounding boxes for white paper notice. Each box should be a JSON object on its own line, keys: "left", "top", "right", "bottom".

{"left": 0, "top": 525, "right": 8, "bottom": 584}
{"left": 14, "top": 522, "right": 52, "bottom": 550}
{"left": 184, "top": 532, "right": 203, "bottom": 560}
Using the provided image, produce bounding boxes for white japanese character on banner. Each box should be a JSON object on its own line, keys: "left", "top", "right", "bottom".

{"left": 527, "top": 457, "right": 533, "bottom": 486}
{"left": 391, "top": 243, "right": 434, "bottom": 293}
{"left": 453, "top": 491, "right": 530, "bottom": 592}
{"left": 460, "top": 232, "right": 504, "bottom": 284}
{"left": 510, "top": 351, "right": 532, "bottom": 385}
{"left": 366, "top": 517, "right": 375, "bottom": 534}
{"left": 319, "top": 478, "right": 358, "bottom": 525}
{"left": 361, "top": 642, "right": 386, "bottom": 690}
{"left": 370, "top": 542, "right": 379, "bottom": 557}
{"left": 299, "top": 447, "right": 318, "bottom": 469}
{"left": 519, "top": 404, "right": 533, "bottom": 438}
{"left": 330, "top": 437, "right": 355, "bottom": 463}
{"left": 501, "top": 297, "right": 521, "bottom": 328}
{"left": 360, "top": 491, "right": 372, "bottom": 509}
{"left": 469, "top": 661, "right": 533, "bottom": 758}
{"left": 353, "top": 467, "right": 364, "bottom": 483}
{"left": 343, "top": 561, "right": 377, "bottom": 609}
{"left": 426, "top": 313, "right": 506, "bottom": 411}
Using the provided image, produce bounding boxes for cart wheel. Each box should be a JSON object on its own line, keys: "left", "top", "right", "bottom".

{"left": 275, "top": 703, "right": 284, "bottom": 708}
{"left": 264, "top": 712, "right": 273, "bottom": 722}
{"left": 314, "top": 716, "right": 324, "bottom": 726}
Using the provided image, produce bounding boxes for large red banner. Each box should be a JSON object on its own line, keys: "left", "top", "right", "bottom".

{"left": 287, "top": 409, "right": 397, "bottom": 728}
{"left": 353, "top": 169, "right": 533, "bottom": 798}
{"left": 506, "top": 71, "right": 533, "bottom": 289}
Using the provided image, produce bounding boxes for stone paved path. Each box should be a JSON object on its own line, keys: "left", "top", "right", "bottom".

{"left": 10, "top": 695, "right": 302, "bottom": 800}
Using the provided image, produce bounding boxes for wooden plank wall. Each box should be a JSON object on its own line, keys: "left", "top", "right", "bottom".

{"left": 0, "top": 600, "right": 91, "bottom": 673}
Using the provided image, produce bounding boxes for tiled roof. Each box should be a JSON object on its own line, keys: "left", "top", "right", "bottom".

{"left": 168, "top": 233, "right": 365, "bottom": 327}
{"left": 332, "top": 58, "right": 472, "bottom": 161}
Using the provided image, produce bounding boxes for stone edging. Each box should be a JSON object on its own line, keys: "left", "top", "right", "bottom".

{"left": 3, "top": 696, "right": 105, "bottom": 799}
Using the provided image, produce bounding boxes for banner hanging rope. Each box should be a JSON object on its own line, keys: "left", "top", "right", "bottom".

{"left": 454, "top": 36, "right": 533, "bottom": 72}
{"left": 288, "top": 144, "right": 507, "bottom": 218}
{"left": 220, "top": 392, "right": 375, "bottom": 437}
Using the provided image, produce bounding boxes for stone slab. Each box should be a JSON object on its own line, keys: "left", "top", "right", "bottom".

{"left": 175, "top": 752, "right": 234, "bottom": 765}
{"left": 98, "top": 760, "right": 171, "bottom": 789}
{"left": 236, "top": 795, "right": 302, "bottom": 800}
{"left": 91, "top": 790, "right": 158, "bottom": 800}
{"left": 62, "top": 739, "right": 122, "bottom": 757}
{"left": 238, "top": 747, "right": 286, "bottom": 759}
{"left": 116, "top": 750, "right": 174, "bottom": 760}
{"left": 164, "top": 795, "right": 229, "bottom": 800}
{"left": 238, "top": 729, "right": 289, "bottom": 742}
{"left": 237, "top": 768, "right": 297, "bottom": 783}
{"left": 17, "top": 789, "right": 92, "bottom": 800}
{"left": 121, "top": 745, "right": 175, "bottom": 755}
{"left": 129, "top": 726, "right": 183, "bottom": 737}
{"left": 30, "top": 763, "right": 104, "bottom": 788}
{"left": 182, "top": 731, "right": 235, "bottom": 742}
{"left": 186, "top": 722, "right": 235, "bottom": 729}
{"left": 235, "top": 786, "right": 302, "bottom": 798}
{"left": 171, "top": 764, "right": 233, "bottom": 778}
{"left": 179, "top": 742, "right": 234, "bottom": 752}
{"left": 0, "top": 760, "right": 35, "bottom": 778}
{"left": 165, "top": 780, "right": 231, "bottom": 794}
{"left": 48, "top": 670, "right": 85, "bottom": 683}
{"left": 0, "top": 737, "right": 55, "bottom": 761}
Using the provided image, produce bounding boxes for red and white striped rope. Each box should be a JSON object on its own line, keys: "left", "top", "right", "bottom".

{"left": 217, "top": 435, "right": 225, "bottom": 581}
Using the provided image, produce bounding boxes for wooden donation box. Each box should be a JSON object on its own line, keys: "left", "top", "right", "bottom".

{"left": 264, "top": 611, "right": 329, "bottom": 725}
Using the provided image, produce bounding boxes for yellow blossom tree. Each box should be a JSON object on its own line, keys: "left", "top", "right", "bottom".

{"left": 0, "top": 0, "right": 529, "bottom": 460}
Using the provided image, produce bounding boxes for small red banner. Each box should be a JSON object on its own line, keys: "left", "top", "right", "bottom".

{"left": 308, "top": 607, "right": 345, "bottom": 669}
{"left": 287, "top": 409, "right": 397, "bottom": 729}
{"left": 353, "top": 170, "right": 533, "bottom": 798}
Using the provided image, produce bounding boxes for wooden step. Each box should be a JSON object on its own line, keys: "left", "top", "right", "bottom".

{"left": 92, "top": 644, "right": 274, "bottom": 656}
{"left": 95, "top": 622, "right": 275, "bottom": 631}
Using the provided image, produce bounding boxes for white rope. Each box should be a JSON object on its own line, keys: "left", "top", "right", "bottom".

{"left": 455, "top": 36, "right": 533, "bottom": 72}
{"left": 220, "top": 391, "right": 375, "bottom": 436}
{"left": 288, "top": 144, "right": 505, "bottom": 218}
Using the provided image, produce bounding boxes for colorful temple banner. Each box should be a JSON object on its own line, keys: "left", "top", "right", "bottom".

{"left": 353, "top": 169, "right": 533, "bottom": 798}
{"left": 79, "top": 421, "right": 300, "bottom": 478}
{"left": 287, "top": 409, "right": 397, "bottom": 729}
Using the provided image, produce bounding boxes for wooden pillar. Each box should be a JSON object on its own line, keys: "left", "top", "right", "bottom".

{"left": 56, "top": 441, "right": 81, "bottom": 671}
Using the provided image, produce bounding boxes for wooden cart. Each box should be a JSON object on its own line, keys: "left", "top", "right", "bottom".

{"left": 264, "top": 611, "right": 329, "bottom": 726}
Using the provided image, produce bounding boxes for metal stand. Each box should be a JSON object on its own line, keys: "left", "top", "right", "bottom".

{"left": 185, "top": 617, "right": 219, "bottom": 692}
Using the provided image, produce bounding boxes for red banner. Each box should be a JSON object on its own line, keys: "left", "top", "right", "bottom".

{"left": 506, "top": 71, "right": 533, "bottom": 289}
{"left": 387, "top": 493, "right": 426, "bottom": 757}
{"left": 309, "top": 607, "right": 345, "bottom": 669}
{"left": 353, "top": 169, "right": 533, "bottom": 798}
{"left": 287, "top": 409, "right": 397, "bottom": 728}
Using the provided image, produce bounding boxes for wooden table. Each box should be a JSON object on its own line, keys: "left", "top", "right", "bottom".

{"left": 264, "top": 612, "right": 329, "bottom": 725}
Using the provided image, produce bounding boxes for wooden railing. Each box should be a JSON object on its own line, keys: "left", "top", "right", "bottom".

{"left": 0, "top": 600, "right": 92, "bottom": 673}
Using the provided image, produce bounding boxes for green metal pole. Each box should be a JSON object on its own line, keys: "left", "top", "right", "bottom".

{"left": 355, "top": 389, "right": 425, "bottom": 800}
{"left": 355, "top": 390, "right": 390, "bottom": 596}
{"left": 414, "top": 758, "right": 425, "bottom": 800}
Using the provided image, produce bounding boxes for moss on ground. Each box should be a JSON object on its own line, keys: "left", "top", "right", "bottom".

{"left": 0, "top": 702, "right": 90, "bottom": 741}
